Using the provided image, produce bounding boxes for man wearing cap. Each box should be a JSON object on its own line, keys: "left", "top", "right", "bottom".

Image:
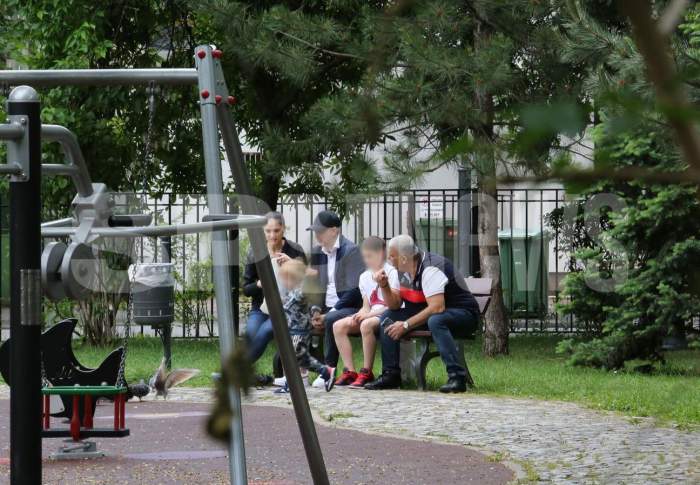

{"left": 307, "top": 210, "right": 365, "bottom": 387}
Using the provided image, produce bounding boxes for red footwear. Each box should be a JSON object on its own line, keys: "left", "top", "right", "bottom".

{"left": 334, "top": 368, "right": 358, "bottom": 386}
{"left": 349, "top": 368, "right": 375, "bottom": 388}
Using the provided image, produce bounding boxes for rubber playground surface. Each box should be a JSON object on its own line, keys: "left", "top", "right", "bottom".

{"left": 0, "top": 397, "right": 512, "bottom": 484}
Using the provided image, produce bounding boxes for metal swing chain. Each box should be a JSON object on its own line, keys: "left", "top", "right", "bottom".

{"left": 116, "top": 84, "right": 157, "bottom": 389}
{"left": 142, "top": 81, "right": 157, "bottom": 200}
{"left": 115, "top": 281, "right": 132, "bottom": 389}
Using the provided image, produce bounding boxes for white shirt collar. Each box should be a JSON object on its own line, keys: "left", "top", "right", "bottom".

{"left": 322, "top": 235, "right": 341, "bottom": 256}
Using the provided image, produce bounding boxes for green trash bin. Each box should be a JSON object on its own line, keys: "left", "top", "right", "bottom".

{"left": 498, "top": 229, "right": 550, "bottom": 316}
{"left": 414, "top": 218, "right": 456, "bottom": 261}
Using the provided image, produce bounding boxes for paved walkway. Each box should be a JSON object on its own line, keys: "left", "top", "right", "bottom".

{"left": 2, "top": 384, "right": 699, "bottom": 484}
{"left": 0, "top": 398, "right": 512, "bottom": 485}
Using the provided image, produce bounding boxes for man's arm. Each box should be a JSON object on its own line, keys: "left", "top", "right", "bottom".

{"left": 385, "top": 293, "right": 446, "bottom": 340}
{"left": 379, "top": 277, "right": 402, "bottom": 310}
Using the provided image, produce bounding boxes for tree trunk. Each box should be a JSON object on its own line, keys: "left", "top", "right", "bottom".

{"left": 472, "top": 14, "right": 508, "bottom": 357}
{"left": 478, "top": 179, "right": 509, "bottom": 356}
{"left": 259, "top": 171, "right": 281, "bottom": 212}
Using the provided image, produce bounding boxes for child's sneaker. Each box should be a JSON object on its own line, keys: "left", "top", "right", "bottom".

{"left": 311, "top": 375, "right": 325, "bottom": 388}
{"left": 273, "top": 383, "right": 289, "bottom": 394}
{"left": 321, "top": 366, "right": 336, "bottom": 392}
{"left": 334, "top": 368, "right": 358, "bottom": 386}
{"left": 349, "top": 368, "right": 375, "bottom": 389}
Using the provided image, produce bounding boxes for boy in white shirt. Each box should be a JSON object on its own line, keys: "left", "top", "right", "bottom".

{"left": 332, "top": 236, "right": 400, "bottom": 388}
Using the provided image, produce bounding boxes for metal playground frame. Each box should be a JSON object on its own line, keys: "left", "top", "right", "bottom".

{"left": 0, "top": 45, "right": 329, "bottom": 485}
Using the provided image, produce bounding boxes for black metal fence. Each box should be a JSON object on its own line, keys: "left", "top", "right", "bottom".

{"left": 0, "top": 187, "right": 582, "bottom": 339}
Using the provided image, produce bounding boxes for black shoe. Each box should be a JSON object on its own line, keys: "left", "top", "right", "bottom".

{"left": 364, "top": 371, "right": 401, "bottom": 390}
{"left": 439, "top": 376, "right": 467, "bottom": 393}
{"left": 255, "top": 374, "right": 273, "bottom": 387}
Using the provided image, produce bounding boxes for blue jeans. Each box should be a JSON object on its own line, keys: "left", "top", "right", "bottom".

{"left": 379, "top": 307, "right": 477, "bottom": 378}
{"left": 245, "top": 309, "right": 274, "bottom": 363}
{"left": 323, "top": 307, "right": 360, "bottom": 367}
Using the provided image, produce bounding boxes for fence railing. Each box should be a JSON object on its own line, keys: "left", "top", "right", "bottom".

{"left": 0, "top": 187, "right": 585, "bottom": 339}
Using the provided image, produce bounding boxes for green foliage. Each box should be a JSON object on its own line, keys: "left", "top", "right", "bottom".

{"left": 556, "top": 126, "right": 700, "bottom": 368}
{"left": 551, "top": 3, "right": 700, "bottom": 369}
{"left": 174, "top": 257, "right": 215, "bottom": 337}
{"left": 200, "top": 1, "right": 387, "bottom": 208}
{"left": 0, "top": 0, "right": 208, "bottom": 214}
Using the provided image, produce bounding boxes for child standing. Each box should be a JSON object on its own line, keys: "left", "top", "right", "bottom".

{"left": 333, "top": 236, "right": 400, "bottom": 388}
{"left": 278, "top": 259, "right": 336, "bottom": 392}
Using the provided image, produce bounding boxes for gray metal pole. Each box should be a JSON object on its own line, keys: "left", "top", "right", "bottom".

{"left": 195, "top": 49, "right": 248, "bottom": 485}
{"left": 160, "top": 237, "right": 173, "bottom": 369}
{"left": 7, "top": 85, "right": 43, "bottom": 485}
{"left": 210, "top": 60, "right": 331, "bottom": 485}
{"left": 40, "top": 215, "right": 265, "bottom": 238}
{"left": 41, "top": 124, "right": 93, "bottom": 197}
{"left": 0, "top": 68, "right": 198, "bottom": 87}
{"left": 0, "top": 122, "right": 24, "bottom": 140}
{"left": 457, "top": 167, "right": 472, "bottom": 277}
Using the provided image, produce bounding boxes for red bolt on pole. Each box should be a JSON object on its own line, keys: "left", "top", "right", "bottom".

{"left": 227, "top": 96, "right": 237, "bottom": 105}
{"left": 201, "top": 90, "right": 210, "bottom": 99}
{"left": 215, "top": 95, "right": 222, "bottom": 104}
{"left": 212, "top": 49, "right": 223, "bottom": 59}
{"left": 197, "top": 50, "right": 206, "bottom": 59}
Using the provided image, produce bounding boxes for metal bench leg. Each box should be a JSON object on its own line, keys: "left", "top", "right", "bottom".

{"left": 272, "top": 351, "right": 283, "bottom": 378}
{"left": 456, "top": 341, "right": 475, "bottom": 389}
{"left": 417, "top": 339, "right": 440, "bottom": 391}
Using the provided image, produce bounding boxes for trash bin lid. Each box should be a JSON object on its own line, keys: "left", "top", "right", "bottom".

{"left": 129, "top": 263, "right": 174, "bottom": 286}
{"left": 498, "top": 229, "right": 549, "bottom": 239}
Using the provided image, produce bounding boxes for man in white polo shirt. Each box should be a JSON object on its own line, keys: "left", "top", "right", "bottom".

{"left": 366, "top": 234, "right": 480, "bottom": 393}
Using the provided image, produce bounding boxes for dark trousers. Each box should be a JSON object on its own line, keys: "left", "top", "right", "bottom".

{"left": 323, "top": 307, "right": 359, "bottom": 367}
{"left": 379, "top": 307, "right": 478, "bottom": 378}
{"left": 245, "top": 309, "right": 273, "bottom": 363}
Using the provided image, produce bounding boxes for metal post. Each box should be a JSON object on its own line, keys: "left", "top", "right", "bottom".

{"left": 160, "top": 237, "right": 173, "bottom": 370}
{"left": 457, "top": 167, "right": 472, "bottom": 276}
{"left": 8, "top": 86, "right": 43, "bottom": 485}
{"left": 211, "top": 64, "right": 331, "bottom": 485}
{"left": 227, "top": 198, "right": 240, "bottom": 336}
{"left": 0, "top": 68, "right": 199, "bottom": 87}
{"left": 195, "top": 49, "right": 248, "bottom": 485}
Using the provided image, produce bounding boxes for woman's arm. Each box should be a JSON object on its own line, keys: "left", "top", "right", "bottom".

{"left": 241, "top": 260, "right": 263, "bottom": 298}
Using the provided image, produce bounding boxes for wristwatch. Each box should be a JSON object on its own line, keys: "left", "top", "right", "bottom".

{"left": 402, "top": 321, "right": 410, "bottom": 331}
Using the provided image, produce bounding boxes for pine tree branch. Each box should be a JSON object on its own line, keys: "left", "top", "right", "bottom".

{"left": 272, "top": 29, "right": 364, "bottom": 61}
{"left": 618, "top": 0, "right": 700, "bottom": 172}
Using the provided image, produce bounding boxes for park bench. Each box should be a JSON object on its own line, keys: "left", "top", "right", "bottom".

{"left": 271, "top": 277, "right": 493, "bottom": 391}
{"left": 406, "top": 277, "right": 492, "bottom": 390}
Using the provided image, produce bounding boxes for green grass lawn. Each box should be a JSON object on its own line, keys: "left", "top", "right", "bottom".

{"left": 25, "top": 335, "right": 700, "bottom": 428}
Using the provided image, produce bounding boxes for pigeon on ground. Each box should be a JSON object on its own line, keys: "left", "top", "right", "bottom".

{"left": 148, "top": 358, "right": 200, "bottom": 400}
{"left": 128, "top": 379, "right": 151, "bottom": 401}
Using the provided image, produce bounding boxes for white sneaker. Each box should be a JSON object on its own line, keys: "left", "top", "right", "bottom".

{"left": 311, "top": 375, "right": 325, "bottom": 388}
{"left": 273, "top": 376, "right": 287, "bottom": 387}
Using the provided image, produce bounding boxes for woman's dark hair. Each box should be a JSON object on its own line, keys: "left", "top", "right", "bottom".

{"left": 264, "top": 211, "right": 285, "bottom": 226}
{"left": 361, "top": 236, "right": 386, "bottom": 252}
